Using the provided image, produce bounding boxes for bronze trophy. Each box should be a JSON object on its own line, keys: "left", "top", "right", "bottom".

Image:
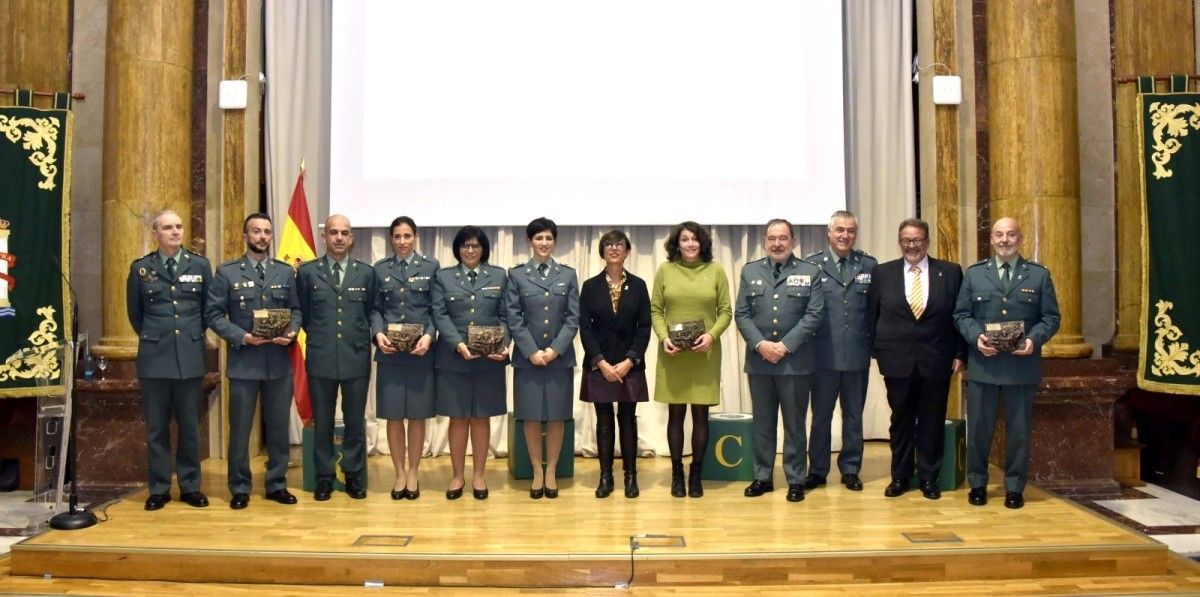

{"left": 386, "top": 323, "right": 425, "bottom": 352}
{"left": 251, "top": 308, "right": 292, "bottom": 339}
{"left": 467, "top": 324, "right": 504, "bottom": 356}
{"left": 668, "top": 320, "right": 705, "bottom": 351}
{"left": 984, "top": 321, "right": 1026, "bottom": 353}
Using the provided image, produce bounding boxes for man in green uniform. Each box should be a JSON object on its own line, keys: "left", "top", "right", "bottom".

{"left": 126, "top": 210, "right": 212, "bottom": 511}
{"left": 206, "top": 213, "right": 301, "bottom": 509}
{"left": 954, "top": 217, "right": 1061, "bottom": 509}
{"left": 297, "top": 214, "right": 376, "bottom": 501}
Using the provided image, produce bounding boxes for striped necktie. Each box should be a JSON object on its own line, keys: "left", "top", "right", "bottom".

{"left": 909, "top": 265, "right": 924, "bottom": 319}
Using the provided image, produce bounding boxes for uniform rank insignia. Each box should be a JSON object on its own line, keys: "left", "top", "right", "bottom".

{"left": 1019, "top": 288, "right": 1037, "bottom": 294}
{"left": 787, "top": 274, "right": 811, "bottom": 287}
{"left": 242, "top": 280, "right": 255, "bottom": 288}
{"left": 855, "top": 273, "right": 872, "bottom": 284}
{"left": 142, "top": 270, "right": 158, "bottom": 283}
{"left": 179, "top": 274, "right": 203, "bottom": 283}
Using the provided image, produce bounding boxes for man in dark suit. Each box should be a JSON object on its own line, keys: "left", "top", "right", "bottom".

{"left": 868, "top": 218, "right": 964, "bottom": 500}
{"left": 126, "top": 209, "right": 211, "bottom": 511}
{"left": 297, "top": 214, "right": 376, "bottom": 501}
{"left": 954, "top": 217, "right": 1060, "bottom": 509}
{"left": 205, "top": 213, "right": 301, "bottom": 509}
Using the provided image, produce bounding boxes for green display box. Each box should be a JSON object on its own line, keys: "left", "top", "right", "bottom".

{"left": 911, "top": 418, "right": 965, "bottom": 491}
{"left": 301, "top": 424, "right": 367, "bottom": 491}
{"left": 506, "top": 414, "right": 575, "bottom": 479}
{"left": 700, "top": 412, "right": 755, "bottom": 481}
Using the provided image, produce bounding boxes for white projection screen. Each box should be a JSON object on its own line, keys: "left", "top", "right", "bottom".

{"left": 330, "top": 0, "right": 846, "bottom": 227}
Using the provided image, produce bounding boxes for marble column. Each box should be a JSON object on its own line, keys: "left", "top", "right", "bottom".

{"left": 1111, "top": 0, "right": 1195, "bottom": 352}
{"left": 93, "top": 0, "right": 195, "bottom": 360}
{"left": 987, "top": 0, "right": 1091, "bottom": 358}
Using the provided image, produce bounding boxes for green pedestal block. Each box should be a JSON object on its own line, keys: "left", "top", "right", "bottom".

{"left": 700, "top": 412, "right": 755, "bottom": 482}
{"left": 911, "top": 418, "right": 965, "bottom": 491}
{"left": 506, "top": 414, "right": 575, "bottom": 480}
{"left": 302, "top": 424, "right": 367, "bottom": 491}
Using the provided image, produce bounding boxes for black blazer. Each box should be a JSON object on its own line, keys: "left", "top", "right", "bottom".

{"left": 868, "top": 256, "right": 965, "bottom": 379}
{"left": 579, "top": 271, "right": 652, "bottom": 371}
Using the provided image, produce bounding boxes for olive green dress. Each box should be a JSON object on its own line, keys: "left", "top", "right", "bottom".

{"left": 650, "top": 260, "right": 733, "bottom": 405}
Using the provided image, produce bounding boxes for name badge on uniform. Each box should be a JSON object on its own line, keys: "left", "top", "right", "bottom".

{"left": 180, "top": 274, "right": 203, "bottom": 283}
{"left": 242, "top": 280, "right": 255, "bottom": 288}
{"left": 410, "top": 275, "right": 430, "bottom": 281}
{"left": 855, "top": 273, "right": 872, "bottom": 284}
{"left": 556, "top": 282, "right": 566, "bottom": 287}
{"left": 483, "top": 285, "right": 501, "bottom": 291}
{"left": 1019, "top": 287, "right": 1037, "bottom": 294}
{"left": 787, "top": 274, "right": 811, "bottom": 287}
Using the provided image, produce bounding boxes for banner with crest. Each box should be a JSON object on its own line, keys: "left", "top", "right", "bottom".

{"left": 1137, "top": 76, "right": 1200, "bottom": 395}
{"left": 0, "top": 92, "right": 73, "bottom": 397}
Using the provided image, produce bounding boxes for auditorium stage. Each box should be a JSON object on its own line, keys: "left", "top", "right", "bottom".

{"left": 5, "top": 443, "right": 1200, "bottom": 595}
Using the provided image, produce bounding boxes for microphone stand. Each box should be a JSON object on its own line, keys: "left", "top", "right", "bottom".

{"left": 48, "top": 255, "right": 96, "bottom": 530}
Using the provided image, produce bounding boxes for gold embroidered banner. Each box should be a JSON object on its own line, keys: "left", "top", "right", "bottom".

{"left": 0, "top": 94, "right": 73, "bottom": 397}
{"left": 1137, "top": 76, "right": 1200, "bottom": 395}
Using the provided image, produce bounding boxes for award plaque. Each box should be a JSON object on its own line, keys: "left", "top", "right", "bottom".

{"left": 386, "top": 323, "right": 425, "bottom": 352}
{"left": 467, "top": 324, "right": 504, "bottom": 356}
{"left": 251, "top": 308, "right": 292, "bottom": 339}
{"left": 668, "top": 320, "right": 706, "bottom": 351}
{"left": 984, "top": 320, "right": 1025, "bottom": 353}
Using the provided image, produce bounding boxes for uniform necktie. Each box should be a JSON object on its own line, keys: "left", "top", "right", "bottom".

{"left": 837, "top": 257, "right": 846, "bottom": 281}
{"left": 333, "top": 262, "right": 343, "bottom": 289}
{"left": 166, "top": 257, "right": 177, "bottom": 280}
{"left": 1000, "top": 261, "right": 1011, "bottom": 290}
{"left": 256, "top": 262, "right": 265, "bottom": 283}
{"left": 909, "top": 265, "right": 924, "bottom": 319}
{"left": 538, "top": 262, "right": 549, "bottom": 278}
{"left": 468, "top": 270, "right": 477, "bottom": 285}
{"left": 399, "top": 258, "right": 408, "bottom": 276}
{"left": 773, "top": 261, "right": 782, "bottom": 280}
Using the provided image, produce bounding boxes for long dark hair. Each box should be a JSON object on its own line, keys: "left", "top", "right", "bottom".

{"left": 664, "top": 221, "right": 713, "bottom": 262}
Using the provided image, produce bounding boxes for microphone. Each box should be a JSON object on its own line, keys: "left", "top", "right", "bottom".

{"left": 49, "top": 253, "right": 79, "bottom": 345}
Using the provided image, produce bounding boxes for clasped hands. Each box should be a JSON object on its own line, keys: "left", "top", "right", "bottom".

{"left": 374, "top": 333, "right": 433, "bottom": 356}
{"left": 597, "top": 358, "right": 634, "bottom": 383}
{"left": 662, "top": 333, "right": 714, "bottom": 355}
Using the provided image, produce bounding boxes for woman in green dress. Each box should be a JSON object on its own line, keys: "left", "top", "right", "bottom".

{"left": 650, "top": 221, "right": 733, "bottom": 498}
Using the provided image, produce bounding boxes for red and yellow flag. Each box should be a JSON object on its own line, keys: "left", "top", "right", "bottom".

{"left": 277, "top": 166, "right": 316, "bottom": 424}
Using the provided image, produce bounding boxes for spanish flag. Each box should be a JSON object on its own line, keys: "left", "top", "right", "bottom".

{"left": 277, "top": 165, "right": 316, "bottom": 424}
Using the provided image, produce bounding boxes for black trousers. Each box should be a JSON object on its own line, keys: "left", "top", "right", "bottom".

{"left": 883, "top": 369, "right": 950, "bottom": 483}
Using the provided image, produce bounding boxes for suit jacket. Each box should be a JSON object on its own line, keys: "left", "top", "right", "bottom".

{"left": 954, "top": 255, "right": 1061, "bottom": 385}
{"left": 370, "top": 252, "right": 440, "bottom": 367}
{"left": 126, "top": 248, "right": 211, "bottom": 380}
{"left": 430, "top": 263, "right": 510, "bottom": 373}
{"left": 297, "top": 255, "right": 376, "bottom": 379}
{"left": 868, "top": 256, "right": 965, "bottom": 379}
{"left": 734, "top": 255, "right": 824, "bottom": 376}
{"left": 205, "top": 255, "right": 302, "bottom": 380}
{"left": 506, "top": 258, "right": 579, "bottom": 369}
{"left": 578, "top": 270, "right": 651, "bottom": 371}
{"left": 804, "top": 248, "right": 877, "bottom": 371}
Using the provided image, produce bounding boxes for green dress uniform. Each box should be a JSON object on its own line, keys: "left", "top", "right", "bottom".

{"left": 125, "top": 248, "right": 211, "bottom": 496}
{"left": 296, "top": 255, "right": 376, "bottom": 485}
{"left": 370, "top": 252, "right": 439, "bottom": 420}
{"left": 953, "top": 255, "right": 1061, "bottom": 493}
{"left": 650, "top": 260, "right": 733, "bottom": 405}
{"left": 506, "top": 258, "right": 580, "bottom": 422}
{"left": 803, "top": 247, "right": 876, "bottom": 480}
{"left": 431, "top": 263, "right": 510, "bottom": 418}
{"left": 205, "top": 255, "right": 302, "bottom": 496}
{"left": 734, "top": 255, "right": 824, "bottom": 485}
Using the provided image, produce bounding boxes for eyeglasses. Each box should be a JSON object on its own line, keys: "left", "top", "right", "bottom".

{"left": 461, "top": 243, "right": 482, "bottom": 250}
{"left": 899, "top": 238, "right": 927, "bottom": 247}
{"left": 603, "top": 242, "right": 626, "bottom": 250}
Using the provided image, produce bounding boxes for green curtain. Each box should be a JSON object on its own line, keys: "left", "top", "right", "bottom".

{"left": 0, "top": 91, "right": 73, "bottom": 397}
{"left": 1137, "top": 76, "right": 1200, "bottom": 395}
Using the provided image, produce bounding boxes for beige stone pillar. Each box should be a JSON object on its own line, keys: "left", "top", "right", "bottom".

{"left": 1112, "top": 0, "right": 1195, "bottom": 352}
{"left": 93, "top": 0, "right": 195, "bottom": 359}
{"left": 987, "top": 0, "right": 1091, "bottom": 358}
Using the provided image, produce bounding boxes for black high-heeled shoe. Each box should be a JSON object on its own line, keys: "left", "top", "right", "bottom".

{"left": 405, "top": 485, "right": 420, "bottom": 500}
{"left": 472, "top": 485, "right": 489, "bottom": 500}
{"left": 391, "top": 488, "right": 406, "bottom": 500}
{"left": 445, "top": 483, "right": 464, "bottom": 500}
{"left": 544, "top": 486, "right": 559, "bottom": 499}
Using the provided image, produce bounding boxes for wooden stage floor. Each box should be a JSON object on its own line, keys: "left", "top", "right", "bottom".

{"left": 6, "top": 443, "right": 1200, "bottom": 594}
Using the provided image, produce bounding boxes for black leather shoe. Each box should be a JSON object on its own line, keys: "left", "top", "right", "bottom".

{"left": 968, "top": 487, "right": 987, "bottom": 506}
{"left": 1004, "top": 491, "right": 1024, "bottom": 509}
{"left": 544, "top": 486, "right": 559, "bottom": 499}
{"left": 802, "top": 474, "right": 826, "bottom": 491}
{"left": 624, "top": 471, "right": 639, "bottom": 499}
{"left": 920, "top": 480, "right": 941, "bottom": 500}
{"left": 883, "top": 479, "right": 908, "bottom": 497}
{"left": 266, "top": 489, "right": 297, "bottom": 505}
{"left": 786, "top": 484, "right": 805, "bottom": 502}
{"left": 229, "top": 493, "right": 249, "bottom": 510}
{"left": 345, "top": 477, "right": 366, "bottom": 500}
{"left": 529, "top": 486, "right": 544, "bottom": 499}
{"left": 744, "top": 479, "right": 775, "bottom": 497}
{"left": 144, "top": 493, "right": 171, "bottom": 511}
{"left": 473, "top": 485, "right": 489, "bottom": 500}
{"left": 445, "top": 485, "right": 463, "bottom": 500}
{"left": 391, "top": 488, "right": 405, "bottom": 500}
{"left": 314, "top": 479, "right": 333, "bottom": 501}
{"left": 595, "top": 473, "right": 614, "bottom": 498}
{"left": 405, "top": 486, "right": 420, "bottom": 500}
{"left": 841, "top": 473, "right": 864, "bottom": 491}
{"left": 687, "top": 463, "right": 703, "bottom": 498}
{"left": 180, "top": 491, "right": 209, "bottom": 508}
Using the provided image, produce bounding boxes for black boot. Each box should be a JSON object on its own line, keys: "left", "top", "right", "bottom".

{"left": 595, "top": 407, "right": 615, "bottom": 498}
{"left": 624, "top": 470, "right": 639, "bottom": 498}
{"left": 687, "top": 462, "right": 704, "bottom": 498}
{"left": 670, "top": 459, "right": 686, "bottom": 498}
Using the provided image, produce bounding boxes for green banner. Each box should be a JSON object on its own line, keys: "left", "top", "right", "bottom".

{"left": 1138, "top": 88, "right": 1200, "bottom": 395}
{"left": 0, "top": 101, "right": 73, "bottom": 397}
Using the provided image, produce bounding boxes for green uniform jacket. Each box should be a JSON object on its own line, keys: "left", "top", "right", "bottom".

{"left": 297, "top": 255, "right": 376, "bottom": 379}
{"left": 126, "top": 248, "right": 211, "bottom": 379}
{"left": 205, "top": 255, "right": 302, "bottom": 380}
{"left": 953, "top": 256, "right": 1061, "bottom": 385}
{"left": 506, "top": 258, "right": 580, "bottom": 370}
{"left": 804, "top": 248, "right": 876, "bottom": 371}
{"left": 734, "top": 255, "right": 824, "bottom": 376}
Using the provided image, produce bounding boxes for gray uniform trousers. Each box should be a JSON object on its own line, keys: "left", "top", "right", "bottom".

{"left": 808, "top": 368, "right": 868, "bottom": 477}
{"left": 227, "top": 376, "right": 293, "bottom": 494}
{"left": 139, "top": 378, "right": 203, "bottom": 494}
{"left": 966, "top": 382, "right": 1037, "bottom": 493}
{"left": 748, "top": 374, "right": 811, "bottom": 484}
